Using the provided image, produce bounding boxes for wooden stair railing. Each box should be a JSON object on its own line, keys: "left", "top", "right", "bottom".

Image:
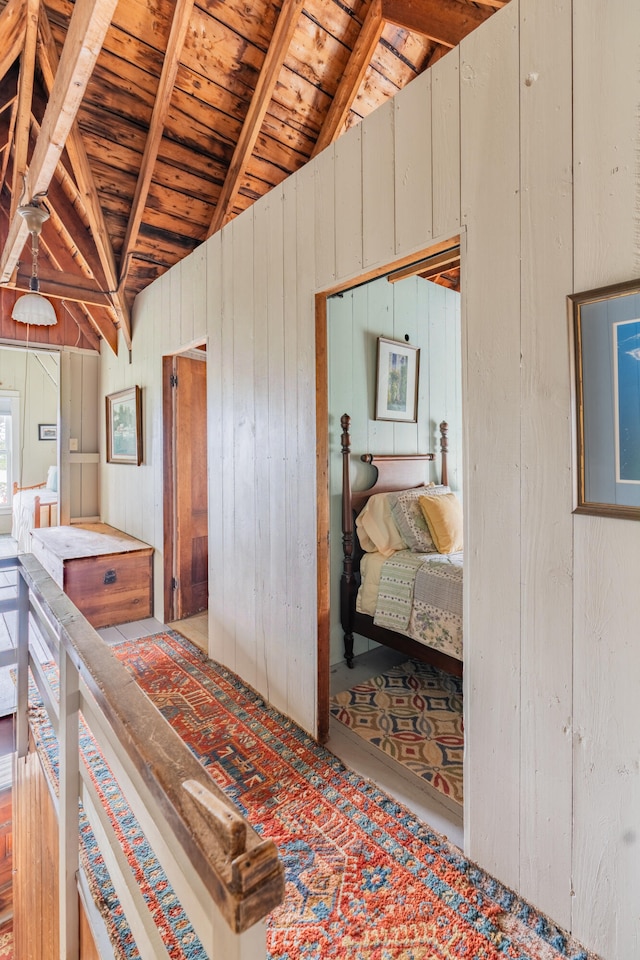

{"left": 4, "top": 553, "right": 284, "bottom": 959}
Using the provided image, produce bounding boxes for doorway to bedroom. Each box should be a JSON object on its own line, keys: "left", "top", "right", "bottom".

{"left": 317, "top": 242, "right": 463, "bottom": 843}
{"left": 162, "top": 345, "right": 209, "bottom": 654}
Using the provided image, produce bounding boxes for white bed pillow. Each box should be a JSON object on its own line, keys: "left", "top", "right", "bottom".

{"left": 46, "top": 465, "right": 58, "bottom": 492}
{"left": 388, "top": 484, "right": 451, "bottom": 553}
{"left": 355, "top": 492, "right": 406, "bottom": 557}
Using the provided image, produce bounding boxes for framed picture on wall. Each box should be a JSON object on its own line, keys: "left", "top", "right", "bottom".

{"left": 375, "top": 337, "right": 420, "bottom": 422}
{"left": 106, "top": 386, "right": 143, "bottom": 465}
{"left": 38, "top": 423, "right": 57, "bottom": 441}
{"left": 569, "top": 278, "right": 640, "bottom": 520}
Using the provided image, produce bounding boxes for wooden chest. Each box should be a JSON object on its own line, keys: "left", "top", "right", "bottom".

{"left": 31, "top": 523, "right": 153, "bottom": 629}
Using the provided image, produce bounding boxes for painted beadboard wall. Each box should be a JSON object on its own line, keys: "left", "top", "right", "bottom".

{"left": 0, "top": 348, "right": 58, "bottom": 534}
{"left": 100, "top": 0, "right": 640, "bottom": 953}
{"left": 327, "top": 276, "right": 461, "bottom": 664}
{"left": 60, "top": 350, "right": 100, "bottom": 523}
{"left": 2, "top": 348, "right": 58, "bottom": 482}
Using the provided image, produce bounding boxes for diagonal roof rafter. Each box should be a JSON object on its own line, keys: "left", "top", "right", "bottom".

{"left": 36, "top": 4, "right": 130, "bottom": 351}
{"left": 118, "top": 0, "right": 196, "bottom": 291}
{"left": 0, "top": 0, "right": 120, "bottom": 290}
{"left": 206, "top": 0, "right": 306, "bottom": 238}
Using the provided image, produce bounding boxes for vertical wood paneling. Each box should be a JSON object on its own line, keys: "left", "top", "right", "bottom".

{"left": 282, "top": 172, "right": 312, "bottom": 730}
{"left": 460, "top": 0, "right": 522, "bottom": 890}
{"left": 289, "top": 160, "right": 317, "bottom": 734}
{"left": 180, "top": 251, "right": 195, "bottom": 345}
{"left": 518, "top": 0, "right": 574, "bottom": 925}
{"left": 431, "top": 48, "right": 460, "bottom": 239}
{"left": 334, "top": 127, "right": 363, "bottom": 282}
{"left": 96, "top": 7, "right": 640, "bottom": 950}
{"left": 315, "top": 146, "right": 336, "bottom": 290}
{"left": 205, "top": 231, "right": 224, "bottom": 659}
{"left": 192, "top": 243, "right": 207, "bottom": 342}
{"left": 265, "top": 189, "right": 288, "bottom": 713}
{"left": 169, "top": 260, "right": 183, "bottom": 352}
{"left": 572, "top": 1, "right": 640, "bottom": 953}
{"left": 391, "top": 278, "right": 420, "bottom": 452}
{"left": 362, "top": 99, "right": 395, "bottom": 269}
{"left": 252, "top": 197, "right": 271, "bottom": 698}
{"left": 219, "top": 227, "right": 237, "bottom": 670}
{"left": 394, "top": 71, "right": 432, "bottom": 256}
{"left": 231, "top": 211, "right": 257, "bottom": 687}
{"left": 58, "top": 351, "right": 72, "bottom": 526}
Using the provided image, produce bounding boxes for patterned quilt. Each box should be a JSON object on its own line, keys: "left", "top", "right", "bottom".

{"left": 374, "top": 549, "right": 463, "bottom": 661}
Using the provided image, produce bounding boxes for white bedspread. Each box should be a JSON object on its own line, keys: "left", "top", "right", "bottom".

{"left": 357, "top": 548, "right": 463, "bottom": 661}
{"left": 12, "top": 489, "right": 58, "bottom": 553}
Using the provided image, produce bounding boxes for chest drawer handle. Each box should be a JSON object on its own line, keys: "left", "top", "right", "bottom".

{"left": 104, "top": 569, "right": 117, "bottom": 585}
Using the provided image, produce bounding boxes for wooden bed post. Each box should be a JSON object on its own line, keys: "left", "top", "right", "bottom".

{"left": 440, "top": 421, "right": 449, "bottom": 487}
{"left": 340, "top": 414, "right": 356, "bottom": 668}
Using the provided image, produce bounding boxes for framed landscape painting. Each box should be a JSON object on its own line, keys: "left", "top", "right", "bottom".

{"left": 569, "top": 279, "right": 640, "bottom": 520}
{"left": 375, "top": 337, "right": 420, "bottom": 422}
{"left": 106, "top": 386, "right": 143, "bottom": 465}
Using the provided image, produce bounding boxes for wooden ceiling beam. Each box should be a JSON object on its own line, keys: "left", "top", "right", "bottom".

{"left": 0, "top": 0, "right": 25, "bottom": 86}
{"left": 56, "top": 296, "right": 108, "bottom": 353}
{"left": 312, "top": 0, "right": 384, "bottom": 159}
{"left": 206, "top": 0, "right": 306, "bottom": 238}
{"left": 36, "top": 6, "right": 127, "bottom": 352}
{"left": 381, "top": 0, "right": 492, "bottom": 49}
{"left": 0, "top": 0, "right": 119, "bottom": 286}
{"left": 15, "top": 263, "right": 112, "bottom": 307}
{"left": 39, "top": 231, "right": 117, "bottom": 353}
{"left": 118, "top": 0, "right": 195, "bottom": 288}
{"left": 0, "top": 95, "right": 17, "bottom": 195}
{"left": 10, "top": 0, "right": 39, "bottom": 221}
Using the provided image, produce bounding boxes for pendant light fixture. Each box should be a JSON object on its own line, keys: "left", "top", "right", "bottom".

{"left": 11, "top": 202, "right": 57, "bottom": 327}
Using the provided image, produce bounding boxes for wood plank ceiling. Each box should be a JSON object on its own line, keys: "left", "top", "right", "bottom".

{"left": 0, "top": 0, "right": 506, "bottom": 353}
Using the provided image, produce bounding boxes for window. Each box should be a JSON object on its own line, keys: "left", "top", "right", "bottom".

{"left": 0, "top": 396, "right": 19, "bottom": 514}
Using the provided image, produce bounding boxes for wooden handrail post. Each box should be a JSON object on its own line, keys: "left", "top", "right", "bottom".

{"left": 59, "top": 647, "right": 80, "bottom": 959}
{"left": 16, "top": 571, "right": 29, "bottom": 759}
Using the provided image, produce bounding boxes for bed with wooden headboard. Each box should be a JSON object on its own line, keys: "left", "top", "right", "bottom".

{"left": 11, "top": 476, "right": 58, "bottom": 553}
{"left": 340, "top": 413, "right": 463, "bottom": 678}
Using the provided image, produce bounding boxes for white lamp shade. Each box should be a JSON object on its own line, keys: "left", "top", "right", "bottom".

{"left": 11, "top": 293, "right": 57, "bottom": 326}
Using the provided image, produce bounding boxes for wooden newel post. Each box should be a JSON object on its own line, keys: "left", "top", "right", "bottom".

{"left": 340, "top": 413, "right": 355, "bottom": 667}
{"left": 440, "top": 421, "right": 449, "bottom": 488}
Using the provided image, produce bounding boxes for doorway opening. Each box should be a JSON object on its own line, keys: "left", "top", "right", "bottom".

{"left": 315, "top": 239, "right": 463, "bottom": 841}
{"left": 163, "top": 345, "right": 209, "bottom": 653}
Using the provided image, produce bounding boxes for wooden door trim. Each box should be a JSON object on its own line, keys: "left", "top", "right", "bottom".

{"left": 315, "top": 293, "right": 330, "bottom": 743}
{"left": 162, "top": 355, "right": 176, "bottom": 622}
{"left": 315, "top": 237, "right": 461, "bottom": 743}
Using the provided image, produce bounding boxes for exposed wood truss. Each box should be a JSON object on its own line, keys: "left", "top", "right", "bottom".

{"left": 0, "top": 0, "right": 508, "bottom": 352}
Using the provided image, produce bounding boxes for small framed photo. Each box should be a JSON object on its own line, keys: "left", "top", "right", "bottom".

{"left": 375, "top": 337, "right": 420, "bottom": 422}
{"left": 569, "top": 278, "right": 640, "bottom": 520}
{"left": 38, "top": 423, "right": 57, "bottom": 441}
{"left": 106, "top": 386, "right": 142, "bottom": 465}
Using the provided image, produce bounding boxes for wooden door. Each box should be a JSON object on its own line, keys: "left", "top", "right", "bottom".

{"left": 173, "top": 354, "right": 208, "bottom": 620}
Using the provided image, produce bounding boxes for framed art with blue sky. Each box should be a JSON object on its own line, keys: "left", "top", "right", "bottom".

{"left": 569, "top": 279, "right": 640, "bottom": 520}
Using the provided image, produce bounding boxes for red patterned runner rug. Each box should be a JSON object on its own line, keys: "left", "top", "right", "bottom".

{"left": 330, "top": 659, "right": 463, "bottom": 807}
{"left": 110, "top": 632, "right": 597, "bottom": 960}
{"left": 0, "top": 921, "right": 12, "bottom": 960}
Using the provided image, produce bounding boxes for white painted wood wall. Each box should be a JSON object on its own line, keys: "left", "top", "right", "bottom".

{"left": 100, "top": 0, "right": 640, "bottom": 954}
{"left": 0, "top": 346, "right": 58, "bottom": 484}
{"left": 327, "top": 276, "right": 462, "bottom": 664}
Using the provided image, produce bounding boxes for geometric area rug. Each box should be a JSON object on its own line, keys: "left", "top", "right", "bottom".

{"left": 330, "top": 660, "right": 463, "bottom": 807}
{"left": 30, "top": 631, "right": 599, "bottom": 960}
